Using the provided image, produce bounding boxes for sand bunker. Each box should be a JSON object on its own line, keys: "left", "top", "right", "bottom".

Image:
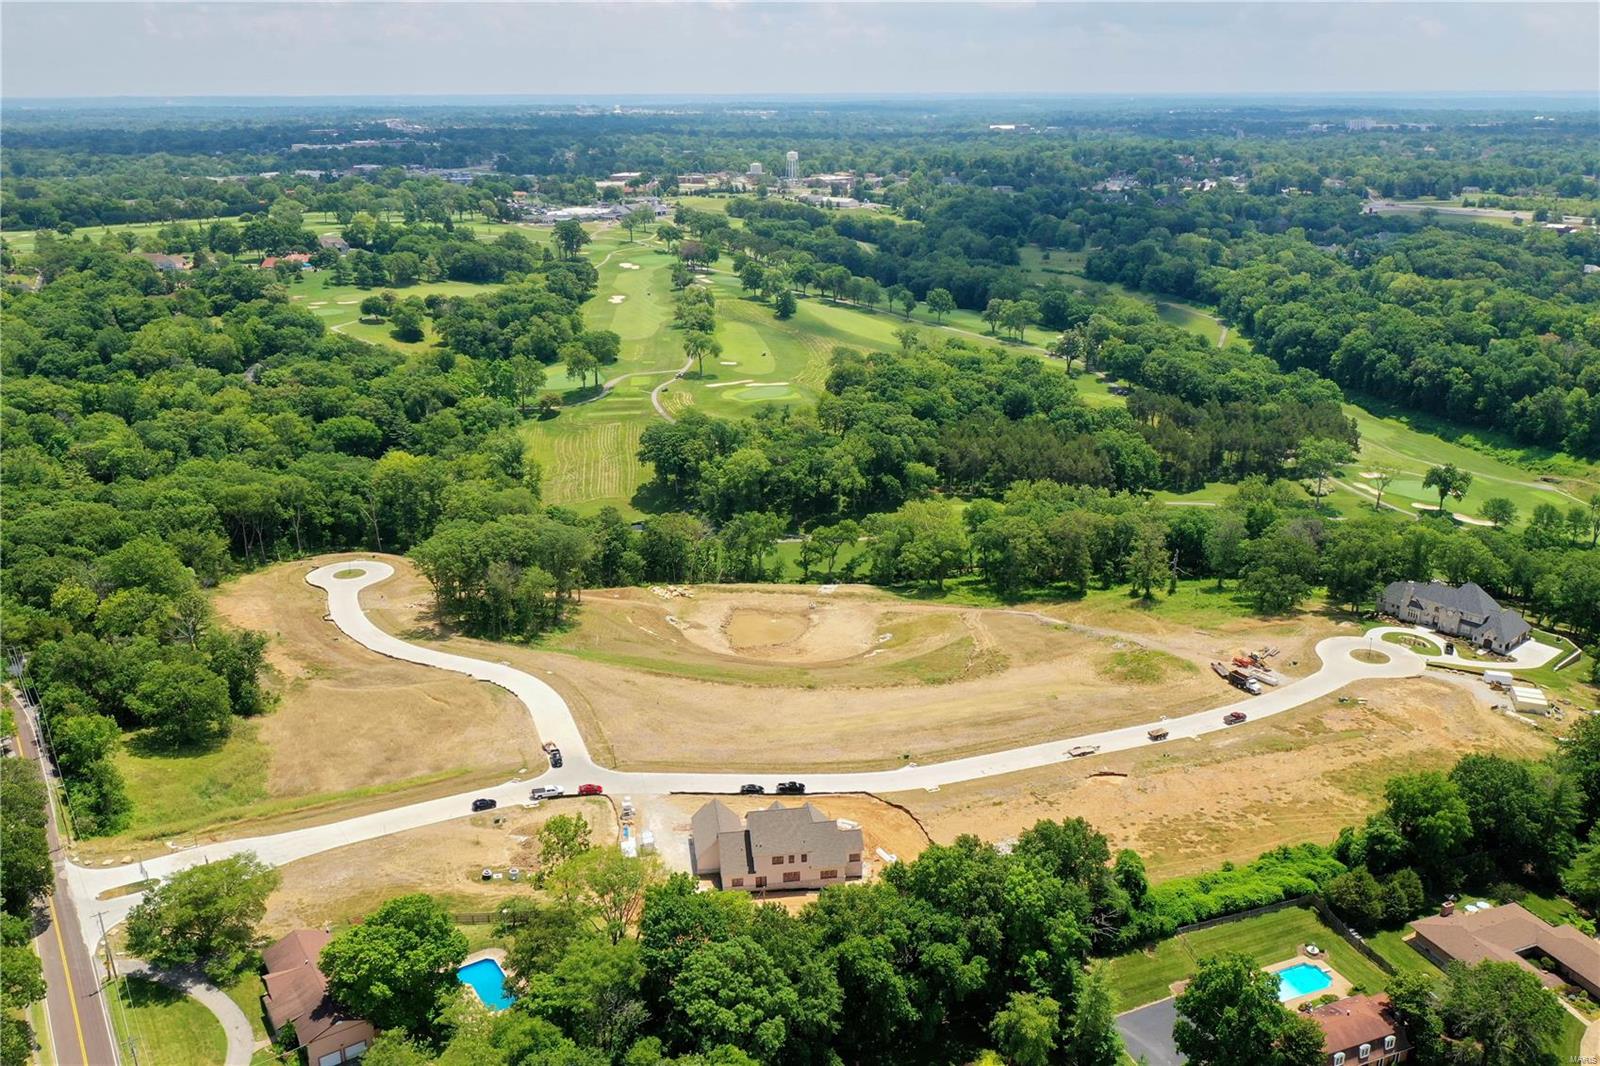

{"left": 719, "top": 360, "right": 739, "bottom": 366}
{"left": 608, "top": 294, "right": 627, "bottom": 303}
{"left": 706, "top": 379, "right": 755, "bottom": 388}
{"left": 336, "top": 299, "right": 359, "bottom": 305}
{"left": 619, "top": 262, "right": 641, "bottom": 270}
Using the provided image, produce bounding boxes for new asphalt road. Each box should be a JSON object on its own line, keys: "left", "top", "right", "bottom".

{"left": 67, "top": 559, "right": 1436, "bottom": 953}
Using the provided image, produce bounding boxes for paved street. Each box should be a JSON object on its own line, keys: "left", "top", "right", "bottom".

{"left": 14, "top": 693, "right": 121, "bottom": 1066}
{"left": 67, "top": 559, "right": 1435, "bottom": 953}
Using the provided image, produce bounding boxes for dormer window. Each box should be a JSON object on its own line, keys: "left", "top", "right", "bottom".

{"left": 1384, "top": 1035, "right": 1395, "bottom": 1052}
{"left": 1359, "top": 1043, "right": 1371, "bottom": 1060}
{"left": 1333, "top": 1053, "right": 1345, "bottom": 1066}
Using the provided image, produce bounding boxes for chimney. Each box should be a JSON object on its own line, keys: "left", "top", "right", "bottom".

{"left": 1440, "top": 900, "right": 1455, "bottom": 917}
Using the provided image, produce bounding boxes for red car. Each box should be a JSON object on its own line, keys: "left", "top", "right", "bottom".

{"left": 1223, "top": 711, "right": 1248, "bottom": 726}
{"left": 577, "top": 783, "right": 603, "bottom": 796}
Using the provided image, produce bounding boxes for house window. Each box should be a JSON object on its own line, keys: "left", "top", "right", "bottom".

{"left": 783, "top": 871, "right": 801, "bottom": 883}
{"left": 772, "top": 856, "right": 783, "bottom": 866}
{"left": 344, "top": 1044, "right": 368, "bottom": 1062}
{"left": 1359, "top": 1044, "right": 1371, "bottom": 1060}
{"left": 1333, "top": 1055, "right": 1345, "bottom": 1066}
{"left": 788, "top": 855, "right": 795, "bottom": 863}
{"left": 731, "top": 878, "right": 744, "bottom": 888}
{"left": 800, "top": 853, "right": 808, "bottom": 863}
{"left": 1383, "top": 1036, "right": 1395, "bottom": 1052}
{"left": 848, "top": 853, "right": 861, "bottom": 862}
{"left": 754, "top": 876, "right": 767, "bottom": 888}
{"left": 820, "top": 869, "right": 838, "bottom": 879}
{"left": 319, "top": 1054, "right": 344, "bottom": 1066}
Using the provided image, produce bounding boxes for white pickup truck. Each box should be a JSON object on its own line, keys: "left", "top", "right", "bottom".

{"left": 530, "top": 786, "right": 566, "bottom": 800}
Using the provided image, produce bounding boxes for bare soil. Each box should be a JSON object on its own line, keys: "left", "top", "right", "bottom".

{"left": 262, "top": 797, "right": 616, "bottom": 934}
{"left": 889, "top": 675, "right": 1552, "bottom": 878}
{"left": 212, "top": 554, "right": 542, "bottom": 799}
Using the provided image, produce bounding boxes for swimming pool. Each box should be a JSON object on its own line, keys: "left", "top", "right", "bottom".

{"left": 458, "top": 958, "right": 515, "bottom": 1011}
{"left": 1276, "top": 962, "right": 1333, "bottom": 1001}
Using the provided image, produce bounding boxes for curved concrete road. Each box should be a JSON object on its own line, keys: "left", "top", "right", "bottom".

{"left": 66, "top": 559, "right": 1428, "bottom": 951}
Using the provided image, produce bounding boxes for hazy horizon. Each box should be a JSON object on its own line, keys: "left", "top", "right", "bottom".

{"left": 4, "top": 2, "right": 1597, "bottom": 101}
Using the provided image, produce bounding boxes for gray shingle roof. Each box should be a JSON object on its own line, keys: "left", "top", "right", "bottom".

{"left": 1381, "top": 580, "right": 1530, "bottom": 648}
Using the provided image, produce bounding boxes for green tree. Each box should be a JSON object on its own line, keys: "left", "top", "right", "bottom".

{"left": 1480, "top": 497, "right": 1518, "bottom": 528}
{"left": 991, "top": 991, "right": 1060, "bottom": 1066}
{"left": 1296, "top": 436, "right": 1353, "bottom": 501}
{"left": 1422, "top": 463, "right": 1473, "bottom": 515}
{"left": 0, "top": 758, "right": 52, "bottom": 918}
{"left": 1368, "top": 464, "right": 1399, "bottom": 512}
{"left": 1125, "top": 517, "right": 1168, "bottom": 600}
{"left": 1174, "top": 953, "right": 1323, "bottom": 1066}
{"left": 1441, "top": 960, "right": 1567, "bottom": 1065}
{"left": 669, "top": 936, "right": 803, "bottom": 1060}
{"left": 1562, "top": 828, "right": 1600, "bottom": 909}
{"left": 926, "top": 287, "right": 956, "bottom": 322}
{"left": 546, "top": 849, "right": 666, "bottom": 945}
{"left": 125, "top": 853, "right": 279, "bottom": 981}
{"left": 683, "top": 331, "right": 720, "bottom": 377}
{"left": 128, "top": 661, "right": 233, "bottom": 748}
{"left": 538, "top": 813, "right": 593, "bottom": 870}
{"left": 1065, "top": 965, "right": 1124, "bottom": 1066}
{"left": 773, "top": 288, "right": 796, "bottom": 320}
{"left": 553, "top": 220, "right": 591, "bottom": 259}
{"left": 320, "top": 894, "right": 469, "bottom": 1037}
{"left": 624, "top": 207, "right": 655, "bottom": 242}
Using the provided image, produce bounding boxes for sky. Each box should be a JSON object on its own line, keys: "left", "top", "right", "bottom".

{"left": 2, "top": 2, "right": 1597, "bottom": 101}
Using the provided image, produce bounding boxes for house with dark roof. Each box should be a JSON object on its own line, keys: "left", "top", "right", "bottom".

{"left": 1410, "top": 902, "right": 1600, "bottom": 999}
{"left": 1308, "top": 995, "right": 1411, "bottom": 1065}
{"left": 1377, "top": 580, "right": 1530, "bottom": 654}
{"left": 135, "top": 252, "right": 191, "bottom": 271}
{"left": 691, "top": 799, "right": 864, "bottom": 892}
{"left": 261, "top": 929, "right": 375, "bottom": 1066}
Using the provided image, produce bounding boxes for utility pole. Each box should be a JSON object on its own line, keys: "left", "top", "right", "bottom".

{"left": 98, "top": 911, "right": 139, "bottom": 1066}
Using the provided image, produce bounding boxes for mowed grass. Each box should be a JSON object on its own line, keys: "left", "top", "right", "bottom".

{"left": 1098, "top": 905, "right": 1392, "bottom": 1012}
{"left": 108, "top": 976, "right": 228, "bottom": 1066}
{"left": 2, "top": 209, "right": 509, "bottom": 255}
{"left": 1343, "top": 398, "right": 1599, "bottom": 524}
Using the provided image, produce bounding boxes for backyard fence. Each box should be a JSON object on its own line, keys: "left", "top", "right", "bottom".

{"left": 1309, "top": 897, "right": 1398, "bottom": 976}
{"left": 453, "top": 911, "right": 503, "bottom": 926}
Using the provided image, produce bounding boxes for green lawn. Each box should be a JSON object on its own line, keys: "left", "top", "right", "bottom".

{"left": 113, "top": 722, "right": 271, "bottom": 840}
{"left": 1099, "top": 906, "right": 1393, "bottom": 1012}
{"left": 108, "top": 976, "right": 228, "bottom": 1066}
{"left": 1364, "top": 929, "right": 1444, "bottom": 979}
{"left": 222, "top": 972, "right": 270, "bottom": 1045}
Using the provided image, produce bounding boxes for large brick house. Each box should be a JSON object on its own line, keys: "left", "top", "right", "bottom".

{"left": 691, "top": 799, "right": 864, "bottom": 892}
{"left": 1307, "top": 995, "right": 1411, "bottom": 1065}
{"left": 1377, "top": 580, "right": 1530, "bottom": 654}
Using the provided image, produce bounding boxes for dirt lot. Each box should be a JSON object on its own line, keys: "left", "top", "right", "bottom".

{"left": 261, "top": 797, "right": 615, "bottom": 935}
{"left": 213, "top": 554, "right": 542, "bottom": 798}
{"left": 364, "top": 565, "right": 1330, "bottom": 773}
{"left": 888, "top": 675, "right": 1553, "bottom": 878}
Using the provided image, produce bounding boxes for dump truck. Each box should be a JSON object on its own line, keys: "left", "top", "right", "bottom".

{"left": 1147, "top": 727, "right": 1169, "bottom": 742}
{"left": 1227, "top": 668, "right": 1263, "bottom": 695}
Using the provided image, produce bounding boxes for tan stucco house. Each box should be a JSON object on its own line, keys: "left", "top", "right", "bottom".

{"left": 691, "top": 799, "right": 864, "bottom": 892}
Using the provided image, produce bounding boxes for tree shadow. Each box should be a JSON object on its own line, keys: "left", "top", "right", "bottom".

{"left": 124, "top": 729, "right": 230, "bottom": 760}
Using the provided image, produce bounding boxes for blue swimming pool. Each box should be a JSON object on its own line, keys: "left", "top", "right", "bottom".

{"left": 458, "top": 958, "right": 515, "bottom": 1011}
{"left": 1276, "top": 962, "right": 1332, "bottom": 1001}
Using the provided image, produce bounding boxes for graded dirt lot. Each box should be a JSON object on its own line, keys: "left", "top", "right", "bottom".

{"left": 362, "top": 567, "right": 1340, "bottom": 773}
{"left": 888, "top": 674, "right": 1553, "bottom": 879}
{"left": 213, "top": 555, "right": 543, "bottom": 797}
{"left": 261, "top": 797, "right": 616, "bottom": 935}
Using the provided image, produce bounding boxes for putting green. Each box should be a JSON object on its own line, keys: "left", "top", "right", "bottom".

{"left": 730, "top": 384, "right": 801, "bottom": 403}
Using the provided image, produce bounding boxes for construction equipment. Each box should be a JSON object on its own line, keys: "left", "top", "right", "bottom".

{"left": 1147, "top": 727, "right": 1169, "bottom": 742}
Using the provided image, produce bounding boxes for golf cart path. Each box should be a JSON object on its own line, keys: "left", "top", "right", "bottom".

{"left": 66, "top": 560, "right": 1438, "bottom": 952}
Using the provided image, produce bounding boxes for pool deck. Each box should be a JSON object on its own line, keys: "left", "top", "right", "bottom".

{"left": 1266, "top": 955, "right": 1350, "bottom": 1009}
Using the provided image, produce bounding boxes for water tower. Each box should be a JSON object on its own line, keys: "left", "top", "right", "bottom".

{"left": 786, "top": 150, "right": 799, "bottom": 183}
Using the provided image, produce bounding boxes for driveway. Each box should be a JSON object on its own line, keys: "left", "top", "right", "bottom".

{"left": 1117, "top": 998, "right": 1183, "bottom": 1066}
{"left": 65, "top": 560, "right": 1430, "bottom": 952}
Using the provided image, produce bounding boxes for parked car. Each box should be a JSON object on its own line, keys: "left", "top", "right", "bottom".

{"left": 530, "top": 786, "right": 565, "bottom": 800}
{"left": 739, "top": 784, "right": 765, "bottom": 794}
{"left": 471, "top": 798, "right": 497, "bottom": 812}
{"left": 776, "top": 781, "right": 806, "bottom": 795}
{"left": 1223, "top": 711, "right": 1248, "bottom": 725}
{"left": 577, "top": 783, "right": 603, "bottom": 796}
{"left": 549, "top": 751, "right": 563, "bottom": 768}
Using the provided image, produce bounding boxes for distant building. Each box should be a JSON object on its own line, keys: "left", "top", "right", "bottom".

{"left": 135, "top": 252, "right": 190, "bottom": 272}
{"left": 691, "top": 800, "right": 864, "bottom": 892}
{"left": 262, "top": 930, "right": 375, "bottom": 1066}
{"left": 260, "top": 253, "right": 313, "bottom": 270}
{"left": 1307, "top": 995, "right": 1411, "bottom": 1065}
{"left": 317, "top": 235, "right": 350, "bottom": 253}
{"left": 1377, "top": 580, "right": 1530, "bottom": 654}
{"left": 1410, "top": 902, "right": 1600, "bottom": 999}
{"left": 747, "top": 161, "right": 764, "bottom": 178}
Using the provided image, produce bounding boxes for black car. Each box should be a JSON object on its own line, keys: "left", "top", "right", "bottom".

{"left": 549, "top": 752, "right": 563, "bottom": 768}
{"left": 739, "top": 784, "right": 765, "bottom": 795}
{"left": 471, "top": 798, "right": 497, "bottom": 812}
{"left": 776, "top": 781, "right": 806, "bottom": 795}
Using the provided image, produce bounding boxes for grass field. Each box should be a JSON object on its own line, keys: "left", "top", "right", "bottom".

{"left": 108, "top": 976, "right": 228, "bottom": 1066}
{"left": 1098, "top": 905, "right": 1393, "bottom": 1012}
